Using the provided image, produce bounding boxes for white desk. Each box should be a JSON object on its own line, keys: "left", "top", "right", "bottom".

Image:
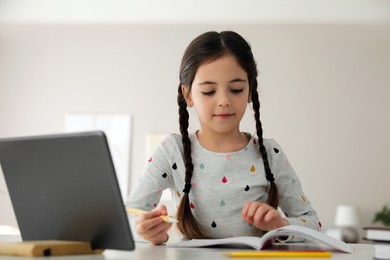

{"left": 0, "top": 242, "right": 375, "bottom": 260}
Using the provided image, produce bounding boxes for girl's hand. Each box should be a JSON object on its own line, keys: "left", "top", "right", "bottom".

{"left": 134, "top": 204, "right": 172, "bottom": 245}
{"left": 242, "top": 201, "right": 288, "bottom": 231}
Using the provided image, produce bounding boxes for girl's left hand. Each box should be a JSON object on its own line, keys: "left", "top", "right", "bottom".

{"left": 242, "top": 201, "right": 288, "bottom": 231}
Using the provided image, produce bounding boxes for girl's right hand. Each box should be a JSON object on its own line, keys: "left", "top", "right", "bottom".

{"left": 134, "top": 204, "right": 172, "bottom": 245}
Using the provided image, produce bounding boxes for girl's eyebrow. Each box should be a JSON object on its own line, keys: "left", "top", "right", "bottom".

{"left": 198, "top": 78, "right": 247, "bottom": 86}
{"left": 230, "top": 78, "right": 247, "bottom": 83}
{"left": 198, "top": 81, "right": 216, "bottom": 86}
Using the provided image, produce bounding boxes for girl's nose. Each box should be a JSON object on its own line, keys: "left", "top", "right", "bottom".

{"left": 218, "top": 93, "right": 231, "bottom": 107}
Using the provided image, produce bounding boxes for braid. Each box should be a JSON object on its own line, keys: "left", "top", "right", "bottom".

{"left": 250, "top": 80, "right": 279, "bottom": 209}
{"left": 176, "top": 84, "right": 207, "bottom": 239}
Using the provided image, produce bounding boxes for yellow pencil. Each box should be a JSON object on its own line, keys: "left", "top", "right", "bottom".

{"left": 223, "top": 251, "right": 332, "bottom": 258}
{"left": 125, "top": 207, "right": 178, "bottom": 223}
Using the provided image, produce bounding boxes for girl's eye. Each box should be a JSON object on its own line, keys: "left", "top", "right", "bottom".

{"left": 231, "top": 89, "right": 244, "bottom": 94}
{"left": 201, "top": 91, "right": 215, "bottom": 96}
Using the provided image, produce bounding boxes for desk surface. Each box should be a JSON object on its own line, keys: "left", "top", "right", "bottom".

{"left": 0, "top": 242, "right": 374, "bottom": 260}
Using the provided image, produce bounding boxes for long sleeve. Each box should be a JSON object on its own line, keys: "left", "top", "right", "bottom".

{"left": 126, "top": 136, "right": 175, "bottom": 211}
{"left": 266, "top": 140, "right": 322, "bottom": 232}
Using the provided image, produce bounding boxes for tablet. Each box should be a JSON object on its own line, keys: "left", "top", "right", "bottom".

{"left": 0, "top": 131, "right": 135, "bottom": 251}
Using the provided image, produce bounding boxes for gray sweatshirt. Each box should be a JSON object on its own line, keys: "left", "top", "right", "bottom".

{"left": 126, "top": 133, "right": 321, "bottom": 238}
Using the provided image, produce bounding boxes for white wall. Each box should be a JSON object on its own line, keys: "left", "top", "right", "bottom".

{"left": 1, "top": 0, "right": 390, "bottom": 24}
{"left": 0, "top": 1, "right": 389, "bottom": 240}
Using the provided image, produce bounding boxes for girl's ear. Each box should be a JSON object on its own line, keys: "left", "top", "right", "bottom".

{"left": 248, "top": 93, "right": 252, "bottom": 103}
{"left": 181, "top": 85, "right": 193, "bottom": 107}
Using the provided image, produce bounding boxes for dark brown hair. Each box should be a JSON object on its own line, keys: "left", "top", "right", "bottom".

{"left": 176, "top": 31, "right": 278, "bottom": 239}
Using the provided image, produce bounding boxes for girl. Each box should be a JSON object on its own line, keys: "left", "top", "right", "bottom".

{"left": 126, "top": 31, "right": 321, "bottom": 245}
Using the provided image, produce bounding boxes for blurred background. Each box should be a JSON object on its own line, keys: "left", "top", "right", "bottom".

{"left": 0, "top": 0, "right": 389, "bottom": 242}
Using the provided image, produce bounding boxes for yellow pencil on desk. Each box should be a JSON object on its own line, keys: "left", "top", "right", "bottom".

{"left": 125, "top": 207, "right": 178, "bottom": 223}
{"left": 223, "top": 251, "right": 332, "bottom": 258}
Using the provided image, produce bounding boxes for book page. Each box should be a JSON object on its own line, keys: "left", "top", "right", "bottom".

{"left": 261, "top": 226, "right": 353, "bottom": 253}
{"left": 167, "top": 225, "right": 353, "bottom": 253}
{"left": 167, "top": 236, "right": 263, "bottom": 250}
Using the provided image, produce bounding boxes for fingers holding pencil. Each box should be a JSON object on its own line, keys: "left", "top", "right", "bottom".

{"left": 126, "top": 206, "right": 178, "bottom": 223}
{"left": 131, "top": 205, "right": 173, "bottom": 245}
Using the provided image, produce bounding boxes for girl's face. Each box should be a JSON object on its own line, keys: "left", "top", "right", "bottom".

{"left": 183, "top": 54, "right": 250, "bottom": 136}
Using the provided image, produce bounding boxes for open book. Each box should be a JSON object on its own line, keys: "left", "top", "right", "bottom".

{"left": 167, "top": 225, "right": 353, "bottom": 253}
